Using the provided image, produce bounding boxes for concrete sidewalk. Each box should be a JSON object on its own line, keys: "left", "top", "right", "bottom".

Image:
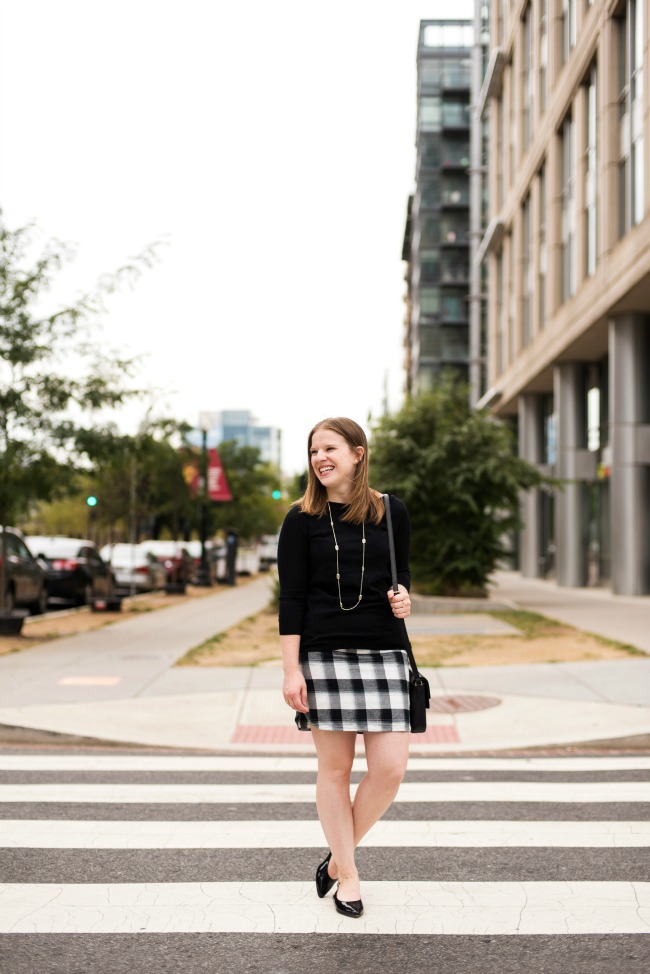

{"left": 0, "top": 571, "right": 648, "bottom": 753}
{"left": 490, "top": 570, "right": 650, "bottom": 652}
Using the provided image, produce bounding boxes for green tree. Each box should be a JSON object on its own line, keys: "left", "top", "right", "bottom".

{"left": 82, "top": 419, "right": 195, "bottom": 543}
{"left": 371, "top": 378, "right": 548, "bottom": 596}
{"left": 209, "top": 440, "right": 283, "bottom": 541}
{"left": 0, "top": 215, "right": 157, "bottom": 613}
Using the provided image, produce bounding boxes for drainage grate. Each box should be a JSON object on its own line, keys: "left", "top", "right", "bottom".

{"left": 430, "top": 695, "right": 501, "bottom": 713}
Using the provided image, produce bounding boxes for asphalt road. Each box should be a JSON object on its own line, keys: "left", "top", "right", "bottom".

{"left": 1, "top": 751, "right": 649, "bottom": 973}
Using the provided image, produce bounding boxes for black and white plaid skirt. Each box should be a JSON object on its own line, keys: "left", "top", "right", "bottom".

{"left": 295, "top": 648, "right": 411, "bottom": 733}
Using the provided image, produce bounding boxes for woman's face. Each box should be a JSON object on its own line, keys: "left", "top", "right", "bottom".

{"left": 310, "top": 428, "right": 362, "bottom": 499}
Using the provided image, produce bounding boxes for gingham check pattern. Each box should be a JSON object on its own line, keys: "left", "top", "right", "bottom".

{"left": 295, "top": 648, "right": 410, "bottom": 732}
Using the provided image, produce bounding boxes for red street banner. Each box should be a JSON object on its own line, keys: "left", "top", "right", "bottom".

{"left": 183, "top": 447, "right": 232, "bottom": 502}
{"left": 206, "top": 448, "right": 232, "bottom": 501}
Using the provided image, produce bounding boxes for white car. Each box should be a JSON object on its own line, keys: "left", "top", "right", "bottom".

{"left": 99, "top": 543, "right": 167, "bottom": 593}
{"left": 259, "top": 534, "right": 279, "bottom": 570}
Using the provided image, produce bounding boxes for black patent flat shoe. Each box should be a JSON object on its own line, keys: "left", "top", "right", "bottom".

{"left": 316, "top": 851, "right": 337, "bottom": 898}
{"left": 333, "top": 886, "right": 364, "bottom": 918}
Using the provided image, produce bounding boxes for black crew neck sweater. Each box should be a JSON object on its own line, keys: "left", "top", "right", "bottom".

{"left": 277, "top": 495, "right": 411, "bottom": 657}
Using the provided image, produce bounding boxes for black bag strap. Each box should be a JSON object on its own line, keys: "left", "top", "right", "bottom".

{"left": 382, "top": 493, "right": 422, "bottom": 680}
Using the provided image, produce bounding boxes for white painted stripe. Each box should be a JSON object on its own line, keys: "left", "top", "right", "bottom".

{"left": 1, "top": 881, "right": 649, "bottom": 934}
{"left": 1, "top": 781, "right": 649, "bottom": 804}
{"left": 1, "top": 818, "right": 649, "bottom": 849}
{"left": 1, "top": 755, "right": 650, "bottom": 772}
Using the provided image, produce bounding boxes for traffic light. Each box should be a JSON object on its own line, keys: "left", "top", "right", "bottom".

{"left": 86, "top": 495, "right": 98, "bottom": 508}
{"left": 271, "top": 489, "right": 282, "bottom": 500}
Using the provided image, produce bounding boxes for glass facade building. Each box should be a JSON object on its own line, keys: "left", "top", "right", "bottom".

{"left": 403, "top": 20, "right": 473, "bottom": 395}
{"left": 190, "top": 410, "right": 281, "bottom": 468}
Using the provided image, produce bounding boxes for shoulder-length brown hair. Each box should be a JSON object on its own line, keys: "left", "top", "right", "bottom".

{"left": 295, "top": 417, "right": 384, "bottom": 525}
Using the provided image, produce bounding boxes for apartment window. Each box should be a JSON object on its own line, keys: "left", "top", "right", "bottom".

{"left": 420, "top": 288, "right": 440, "bottom": 315}
{"left": 618, "top": 0, "right": 645, "bottom": 235}
{"left": 497, "top": 96, "right": 505, "bottom": 207}
{"left": 538, "top": 163, "right": 547, "bottom": 326}
{"left": 522, "top": 4, "right": 534, "bottom": 150}
{"left": 440, "top": 213, "right": 469, "bottom": 244}
{"left": 440, "top": 253, "right": 468, "bottom": 283}
{"left": 419, "top": 96, "right": 442, "bottom": 132}
{"left": 442, "top": 99, "right": 470, "bottom": 128}
{"left": 496, "top": 250, "right": 505, "bottom": 374}
{"left": 508, "top": 233, "right": 516, "bottom": 359}
{"left": 509, "top": 67, "right": 517, "bottom": 187}
{"left": 441, "top": 174, "right": 468, "bottom": 205}
{"left": 419, "top": 178, "right": 441, "bottom": 208}
{"left": 497, "top": 0, "right": 506, "bottom": 43}
{"left": 562, "top": 0, "right": 576, "bottom": 63}
{"left": 561, "top": 113, "right": 576, "bottom": 301}
{"left": 585, "top": 65, "right": 598, "bottom": 276}
{"left": 419, "top": 250, "right": 440, "bottom": 284}
{"left": 522, "top": 194, "right": 533, "bottom": 346}
{"left": 539, "top": 0, "right": 548, "bottom": 114}
{"left": 441, "top": 290, "right": 467, "bottom": 321}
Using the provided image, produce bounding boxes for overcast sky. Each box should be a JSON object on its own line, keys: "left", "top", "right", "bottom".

{"left": 0, "top": 0, "right": 473, "bottom": 473}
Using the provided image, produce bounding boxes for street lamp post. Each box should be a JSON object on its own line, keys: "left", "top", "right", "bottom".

{"left": 195, "top": 424, "right": 212, "bottom": 587}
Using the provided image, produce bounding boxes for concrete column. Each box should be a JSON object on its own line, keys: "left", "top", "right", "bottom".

{"left": 518, "top": 394, "right": 544, "bottom": 577}
{"left": 609, "top": 315, "right": 650, "bottom": 595}
{"left": 554, "top": 363, "right": 592, "bottom": 587}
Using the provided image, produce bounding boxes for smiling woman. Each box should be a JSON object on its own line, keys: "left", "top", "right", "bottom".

{"left": 277, "top": 416, "right": 413, "bottom": 919}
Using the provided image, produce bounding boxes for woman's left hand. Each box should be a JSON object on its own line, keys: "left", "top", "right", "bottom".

{"left": 387, "top": 584, "right": 411, "bottom": 619}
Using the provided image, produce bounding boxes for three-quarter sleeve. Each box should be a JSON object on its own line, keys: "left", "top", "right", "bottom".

{"left": 277, "top": 506, "right": 310, "bottom": 634}
{"left": 391, "top": 496, "right": 411, "bottom": 592}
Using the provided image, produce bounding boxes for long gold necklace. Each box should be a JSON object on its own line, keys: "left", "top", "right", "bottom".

{"left": 327, "top": 502, "right": 366, "bottom": 611}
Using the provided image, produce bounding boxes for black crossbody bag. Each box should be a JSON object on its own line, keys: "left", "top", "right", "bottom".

{"left": 383, "top": 494, "right": 430, "bottom": 733}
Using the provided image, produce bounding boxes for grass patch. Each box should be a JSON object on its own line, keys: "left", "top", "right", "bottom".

{"left": 488, "top": 610, "right": 565, "bottom": 638}
{"left": 176, "top": 632, "right": 225, "bottom": 666}
{"left": 173, "top": 601, "right": 645, "bottom": 670}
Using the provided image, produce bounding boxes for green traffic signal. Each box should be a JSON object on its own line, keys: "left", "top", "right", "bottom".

{"left": 272, "top": 489, "right": 282, "bottom": 500}
{"left": 86, "top": 495, "right": 98, "bottom": 507}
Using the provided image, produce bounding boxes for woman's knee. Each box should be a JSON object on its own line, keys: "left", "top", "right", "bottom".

{"left": 318, "top": 762, "right": 353, "bottom": 787}
{"left": 367, "top": 759, "right": 406, "bottom": 791}
{"left": 365, "top": 739, "right": 409, "bottom": 789}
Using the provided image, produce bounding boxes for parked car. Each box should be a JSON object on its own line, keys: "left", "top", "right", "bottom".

{"left": 259, "top": 534, "right": 280, "bottom": 570}
{"left": 136, "top": 541, "right": 194, "bottom": 589}
{"left": 99, "top": 543, "right": 167, "bottom": 593}
{"left": 0, "top": 528, "right": 48, "bottom": 615}
{"left": 27, "top": 536, "right": 115, "bottom": 606}
{"left": 213, "top": 542, "right": 261, "bottom": 579}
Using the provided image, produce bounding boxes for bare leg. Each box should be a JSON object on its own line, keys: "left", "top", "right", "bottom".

{"left": 329, "top": 732, "right": 409, "bottom": 880}
{"left": 311, "top": 728, "right": 359, "bottom": 901}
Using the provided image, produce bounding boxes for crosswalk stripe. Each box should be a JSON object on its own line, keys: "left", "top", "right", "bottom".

{"left": 1, "top": 781, "right": 649, "bottom": 803}
{"left": 1, "top": 818, "right": 649, "bottom": 848}
{"left": 1, "top": 755, "right": 650, "bottom": 771}
{"left": 1, "top": 881, "right": 649, "bottom": 934}
{"left": 1, "top": 753, "right": 647, "bottom": 944}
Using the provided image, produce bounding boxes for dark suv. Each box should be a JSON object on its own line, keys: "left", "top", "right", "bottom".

{"left": 0, "top": 528, "right": 48, "bottom": 615}
{"left": 27, "top": 536, "right": 115, "bottom": 606}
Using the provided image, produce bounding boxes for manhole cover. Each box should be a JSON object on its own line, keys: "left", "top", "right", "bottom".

{"left": 430, "top": 695, "right": 501, "bottom": 713}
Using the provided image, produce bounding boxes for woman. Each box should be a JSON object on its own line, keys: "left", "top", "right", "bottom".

{"left": 277, "top": 417, "right": 412, "bottom": 919}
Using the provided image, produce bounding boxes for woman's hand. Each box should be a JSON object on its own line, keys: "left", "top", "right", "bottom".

{"left": 282, "top": 668, "right": 309, "bottom": 713}
{"left": 387, "top": 584, "right": 411, "bottom": 619}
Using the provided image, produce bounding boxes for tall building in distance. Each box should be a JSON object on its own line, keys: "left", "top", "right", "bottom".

{"left": 403, "top": 20, "right": 474, "bottom": 395}
{"left": 478, "top": 0, "right": 650, "bottom": 595}
{"left": 194, "top": 410, "right": 281, "bottom": 469}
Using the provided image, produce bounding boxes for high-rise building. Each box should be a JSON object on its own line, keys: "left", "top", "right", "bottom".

{"left": 193, "top": 410, "right": 281, "bottom": 469}
{"left": 478, "top": 0, "right": 650, "bottom": 595}
{"left": 403, "top": 20, "right": 474, "bottom": 395}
